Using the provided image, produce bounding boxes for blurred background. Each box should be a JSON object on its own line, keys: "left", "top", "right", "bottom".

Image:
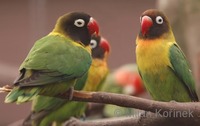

{"left": 0, "top": 0, "right": 200, "bottom": 125}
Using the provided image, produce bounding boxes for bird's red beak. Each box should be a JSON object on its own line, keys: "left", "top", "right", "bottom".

{"left": 88, "top": 17, "right": 99, "bottom": 35}
{"left": 100, "top": 37, "right": 110, "bottom": 53}
{"left": 141, "top": 16, "right": 153, "bottom": 36}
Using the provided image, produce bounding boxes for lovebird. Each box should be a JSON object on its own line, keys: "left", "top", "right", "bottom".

{"left": 101, "top": 64, "right": 144, "bottom": 96}
{"left": 4, "top": 12, "right": 99, "bottom": 104}
{"left": 101, "top": 64, "right": 145, "bottom": 118}
{"left": 23, "top": 35, "right": 110, "bottom": 126}
{"left": 136, "top": 9, "right": 199, "bottom": 102}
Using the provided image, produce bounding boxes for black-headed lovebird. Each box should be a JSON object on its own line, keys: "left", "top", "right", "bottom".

{"left": 136, "top": 9, "right": 199, "bottom": 102}
{"left": 23, "top": 35, "right": 110, "bottom": 126}
{"left": 101, "top": 64, "right": 145, "bottom": 117}
{"left": 101, "top": 64, "right": 144, "bottom": 96}
{"left": 5, "top": 12, "right": 99, "bottom": 104}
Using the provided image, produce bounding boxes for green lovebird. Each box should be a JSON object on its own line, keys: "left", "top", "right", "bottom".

{"left": 136, "top": 9, "right": 199, "bottom": 102}
{"left": 23, "top": 35, "right": 110, "bottom": 126}
{"left": 4, "top": 12, "right": 99, "bottom": 104}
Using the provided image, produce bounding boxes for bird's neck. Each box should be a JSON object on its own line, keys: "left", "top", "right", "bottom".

{"left": 136, "top": 28, "right": 176, "bottom": 45}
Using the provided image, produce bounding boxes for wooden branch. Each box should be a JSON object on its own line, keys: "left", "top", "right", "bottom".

{"left": 63, "top": 91, "right": 200, "bottom": 117}
{"left": 60, "top": 90, "right": 200, "bottom": 126}
{"left": 63, "top": 111, "right": 200, "bottom": 126}
{"left": 2, "top": 86, "right": 200, "bottom": 126}
{"left": 63, "top": 117, "right": 138, "bottom": 126}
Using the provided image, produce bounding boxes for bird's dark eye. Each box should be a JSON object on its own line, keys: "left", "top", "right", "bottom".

{"left": 74, "top": 19, "right": 85, "bottom": 27}
{"left": 156, "top": 16, "right": 163, "bottom": 24}
{"left": 90, "top": 39, "right": 97, "bottom": 49}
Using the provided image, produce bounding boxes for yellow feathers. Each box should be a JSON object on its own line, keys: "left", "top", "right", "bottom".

{"left": 136, "top": 37, "right": 174, "bottom": 74}
{"left": 83, "top": 58, "right": 108, "bottom": 91}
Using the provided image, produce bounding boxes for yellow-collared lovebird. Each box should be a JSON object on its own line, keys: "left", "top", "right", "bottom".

{"left": 5, "top": 12, "right": 99, "bottom": 104}
{"left": 101, "top": 64, "right": 144, "bottom": 96}
{"left": 101, "top": 64, "right": 145, "bottom": 118}
{"left": 136, "top": 9, "right": 199, "bottom": 102}
{"left": 23, "top": 35, "right": 110, "bottom": 126}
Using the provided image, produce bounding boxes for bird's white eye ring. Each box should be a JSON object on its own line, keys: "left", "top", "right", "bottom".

{"left": 139, "top": 16, "right": 142, "bottom": 23}
{"left": 156, "top": 16, "right": 163, "bottom": 24}
{"left": 74, "top": 19, "right": 85, "bottom": 27}
{"left": 90, "top": 39, "right": 97, "bottom": 49}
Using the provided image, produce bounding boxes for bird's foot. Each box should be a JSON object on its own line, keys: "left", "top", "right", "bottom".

{"left": 169, "top": 100, "right": 177, "bottom": 104}
{"left": 138, "top": 111, "right": 147, "bottom": 125}
{"left": 0, "top": 85, "right": 12, "bottom": 93}
{"left": 79, "top": 113, "right": 86, "bottom": 121}
{"left": 67, "top": 87, "right": 74, "bottom": 100}
{"left": 63, "top": 117, "right": 80, "bottom": 126}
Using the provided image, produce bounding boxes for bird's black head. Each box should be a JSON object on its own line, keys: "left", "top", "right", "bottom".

{"left": 138, "top": 9, "right": 170, "bottom": 39}
{"left": 90, "top": 35, "right": 110, "bottom": 59}
{"left": 56, "top": 12, "right": 99, "bottom": 46}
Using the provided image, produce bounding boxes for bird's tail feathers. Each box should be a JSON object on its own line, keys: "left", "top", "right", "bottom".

{"left": 4, "top": 88, "right": 40, "bottom": 104}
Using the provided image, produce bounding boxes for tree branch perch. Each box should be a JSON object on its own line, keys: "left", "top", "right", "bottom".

{"left": 65, "top": 91, "right": 200, "bottom": 126}
{"left": 1, "top": 86, "right": 200, "bottom": 126}
{"left": 67, "top": 91, "right": 200, "bottom": 117}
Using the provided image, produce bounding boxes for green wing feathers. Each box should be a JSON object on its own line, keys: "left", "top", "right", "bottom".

{"left": 5, "top": 34, "right": 92, "bottom": 103}
{"left": 20, "top": 35, "right": 91, "bottom": 77}
{"left": 169, "top": 44, "right": 199, "bottom": 101}
{"left": 74, "top": 72, "right": 88, "bottom": 90}
{"left": 5, "top": 87, "right": 39, "bottom": 104}
{"left": 23, "top": 69, "right": 90, "bottom": 126}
